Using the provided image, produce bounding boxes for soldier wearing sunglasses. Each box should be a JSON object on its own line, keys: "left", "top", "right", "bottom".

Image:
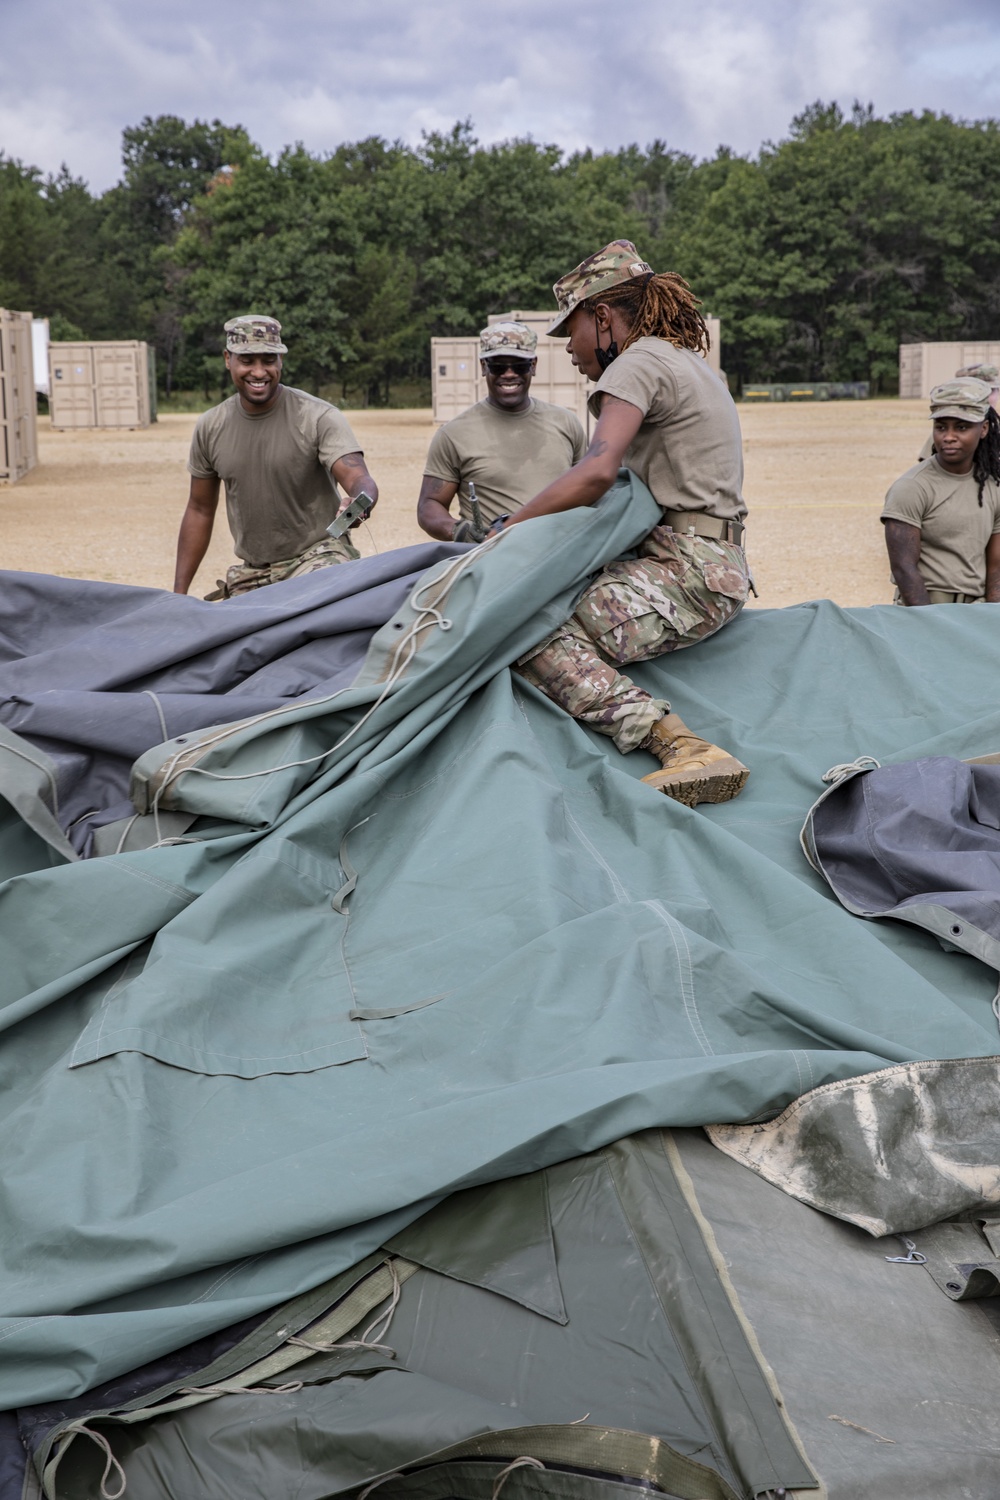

{"left": 417, "top": 322, "right": 586, "bottom": 542}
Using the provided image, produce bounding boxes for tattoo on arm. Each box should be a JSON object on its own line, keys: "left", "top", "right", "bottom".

{"left": 338, "top": 452, "right": 367, "bottom": 470}
{"left": 586, "top": 439, "right": 609, "bottom": 459}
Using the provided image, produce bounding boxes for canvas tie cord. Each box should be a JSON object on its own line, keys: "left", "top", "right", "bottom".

{"left": 43, "top": 1261, "right": 407, "bottom": 1499}
{"left": 357, "top": 1455, "right": 546, "bottom": 1499}
{"left": 821, "top": 756, "right": 881, "bottom": 784}
{"left": 54, "top": 1423, "right": 126, "bottom": 1500}
{"left": 145, "top": 545, "right": 495, "bottom": 846}
{"left": 287, "top": 1256, "right": 402, "bottom": 1358}
{"left": 492, "top": 1457, "right": 546, "bottom": 1496}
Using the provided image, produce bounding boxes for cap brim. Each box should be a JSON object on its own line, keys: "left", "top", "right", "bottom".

{"left": 930, "top": 406, "right": 989, "bottom": 422}
{"left": 481, "top": 350, "right": 536, "bottom": 361}
{"left": 227, "top": 342, "right": 288, "bottom": 355}
{"left": 546, "top": 308, "right": 574, "bottom": 338}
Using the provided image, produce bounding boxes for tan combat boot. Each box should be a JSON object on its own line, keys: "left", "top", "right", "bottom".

{"left": 639, "top": 713, "right": 749, "bottom": 806}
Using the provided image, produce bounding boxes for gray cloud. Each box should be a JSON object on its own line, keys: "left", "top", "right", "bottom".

{"left": 1, "top": 0, "right": 997, "bottom": 190}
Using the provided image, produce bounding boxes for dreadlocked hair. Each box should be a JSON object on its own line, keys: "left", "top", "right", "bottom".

{"left": 584, "top": 271, "right": 709, "bottom": 356}
{"left": 974, "top": 407, "right": 1000, "bottom": 505}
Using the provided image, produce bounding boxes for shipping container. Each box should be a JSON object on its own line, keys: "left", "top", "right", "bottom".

{"left": 0, "top": 309, "right": 38, "bottom": 485}
{"left": 899, "top": 341, "right": 1000, "bottom": 400}
{"left": 430, "top": 338, "right": 482, "bottom": 424}
{"left": 48, "top": 340, "right": 155, "bottom": 429}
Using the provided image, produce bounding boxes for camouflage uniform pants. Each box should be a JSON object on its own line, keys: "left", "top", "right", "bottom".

{"left": 209, "top": 533, "right": 360, "bottom": 600}
{"left": 516, "top": 526, "right": 749, "bottom": 753}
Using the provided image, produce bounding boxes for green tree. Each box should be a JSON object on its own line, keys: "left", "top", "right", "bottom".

{"left": 0, "top": 156, "right": 108, "bottom": 333}
{"left": 100, "top": 115, "right": 254, "bottom": 389}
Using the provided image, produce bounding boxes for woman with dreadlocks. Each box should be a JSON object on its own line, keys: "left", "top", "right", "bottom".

{"left": 882, "top": 377, "right": 1000, "bottom": 607}
{"left": 493, "top": 239, "right": 751, "bottom": 805}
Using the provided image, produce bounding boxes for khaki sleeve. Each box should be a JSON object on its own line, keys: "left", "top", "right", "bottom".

{"left": 316, "top": 406, "right": 363, "bottom": 469}
{"left": 187, "top": 414, "right": 217, "bottom": 478}
{"left": 594, "top": 347, "right": 671, "bottom": 420}
{"left": 422, "top": 424, "right": 463, "bottom": 484}
{"left": 991, "top": 488, "right": 1000, "bottom": 535}
{"left": 881, "top": 475, "right": 928, "bottom": 529}
{"left": 567, "top": 415, "right": 587, "bottom": 465}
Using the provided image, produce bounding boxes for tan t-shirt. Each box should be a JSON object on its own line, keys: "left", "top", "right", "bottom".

{"left": 881, "top": 456, "right": 1000, "bottom": 596}
{"left": 423, "top": 398, "right": 587, "bottom": 525}
{"left": 188, "top": 386, "right": 362, "bottom": 566}
{"left": 588, "top": 337, "right": 746, "bottom": 522}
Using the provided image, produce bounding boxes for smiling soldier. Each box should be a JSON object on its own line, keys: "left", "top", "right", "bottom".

{"left": 416, "top": 321, "right": 586, "bottom": 542}
{"left": 883, "top": 377, "right": 1000, "bottom": 605}
{"left": 173, "top": 314, "right": 378, "bottom": 598}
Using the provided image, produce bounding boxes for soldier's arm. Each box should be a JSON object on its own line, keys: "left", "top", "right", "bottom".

{"left": 503, "top": 396, "right": 644, "bottom": 528}
{"left": 417, "top": 475, "right": 460, "bottom": 540}
{"left": 984, "top": 532, "right": 1000, "bottom": 602}
{"left": 331, "top": 452, "right": 379, "bottom": 505}
{"left": 883, "top": 518, "right": 931, "bottom": 606}
{"left": 173, "top": 475, "right": 221, "bottom": 594}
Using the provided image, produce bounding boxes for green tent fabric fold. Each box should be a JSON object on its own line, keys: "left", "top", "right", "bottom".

{"left": 0, "top": 473, "right": 999, "bottom": 1409}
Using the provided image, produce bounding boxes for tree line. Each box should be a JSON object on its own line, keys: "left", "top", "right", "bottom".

{"left": 1, "top": 102, "right": 998, "bottom": 403}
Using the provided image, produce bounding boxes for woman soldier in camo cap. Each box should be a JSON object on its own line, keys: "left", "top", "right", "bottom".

{"left": 500, "top": 241, "right": 750, "bottom": 805}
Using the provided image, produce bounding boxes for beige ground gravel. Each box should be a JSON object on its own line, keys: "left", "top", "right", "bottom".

{"left": 1, "top": 400, "right": 931, "bottom": 606}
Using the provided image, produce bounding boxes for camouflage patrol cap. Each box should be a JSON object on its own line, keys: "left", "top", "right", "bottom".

{"left": 480, "top": 321, "right": 537, "bottom": 360}
{"left": 929, "top": 377, "right": 993, "bottom": 422}
{"left": 224, "top": 314, "right": 288, "bottom": 356}
{"left": 956, "top": 363, "right": 1000, "bottom": 389}
{"left": 547, "top": 239, "right": 653, "bottom": 337}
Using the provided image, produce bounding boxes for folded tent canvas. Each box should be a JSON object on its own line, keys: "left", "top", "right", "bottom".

{"left": 2, "top": 482, "right": 1000, "bottom": 1497}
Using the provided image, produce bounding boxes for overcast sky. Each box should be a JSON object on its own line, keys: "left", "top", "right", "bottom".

{"left": 2, "top": 0, "right": 998, "bottom": 191}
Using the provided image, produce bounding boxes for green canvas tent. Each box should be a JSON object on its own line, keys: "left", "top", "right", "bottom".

{"left": 2, "top": 476, "right": 1000, "bottom": 1496}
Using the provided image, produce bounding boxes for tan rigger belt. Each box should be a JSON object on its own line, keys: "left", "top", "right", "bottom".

{"left": 660, "top": 509, "right": 745, "bottom": 547}
{"left": 895, "top": 588, "right": 984, "bottom": 605}
{"left": 927, "top": 589, "right": 982, "bottom": 605}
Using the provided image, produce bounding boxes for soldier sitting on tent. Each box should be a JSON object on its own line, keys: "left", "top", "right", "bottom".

{"left": 416, "top": 322, "right": 586, "bottom": 542}
{"left": 173, "top": 315, "right": 378, "bottom": 599}
{"left": 883, "top": 378, "right": 1000, "bottom": 606}
{"left": 492, "top": 241, "right": 751, "bottom": 807}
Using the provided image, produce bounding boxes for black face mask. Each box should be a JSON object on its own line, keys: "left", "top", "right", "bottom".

{"left": 594, "top": 312, "right": 618, "bottom": 371}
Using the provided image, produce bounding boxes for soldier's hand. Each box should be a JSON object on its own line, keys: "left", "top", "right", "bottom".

{"left": 453, "top": 519, "right": 487, "bottom": 544}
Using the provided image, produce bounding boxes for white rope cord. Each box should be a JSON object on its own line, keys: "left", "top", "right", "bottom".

{"left": 821, "top": 756, "right": 881, "bottom": 784}
{"left": 58, "top": 1422, "right": 126, "bottom": 1500}
{"left": 357, "top": 1472, "right": 405, "bottom": 1499}
{"left": 491, "top": 1457, "right": 546, "bottom": 1497}
{"left": 287, "top": 1259, "right": 402, "bottom": 1360}
{"left": 141, "top": 690, "right": 169, "bottom": 744}
{"left": 992, "top": 975, "right": 1000, "bottom": 1029}
{"left": 145, "top": 549, "right": 485, "bottom": 844}
{"left": 113, "top": 813, "right": 140, "bottom": 855}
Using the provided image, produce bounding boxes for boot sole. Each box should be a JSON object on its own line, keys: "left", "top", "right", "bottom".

{"left": 641, "top": 757, "right": 749, "bottom": 807}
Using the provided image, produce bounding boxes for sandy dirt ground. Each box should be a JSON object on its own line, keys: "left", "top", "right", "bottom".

{"left": 1, "top": 400, "right": 932, "bottom": 606}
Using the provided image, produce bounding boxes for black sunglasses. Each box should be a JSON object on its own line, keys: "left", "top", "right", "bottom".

{"left": 485, "top": 358, "right": 534, "bottom": 374}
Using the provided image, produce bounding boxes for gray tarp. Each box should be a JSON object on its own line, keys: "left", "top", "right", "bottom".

{"left": 0, "top": 543, "right": 462, "bottom": 857}
{"left": 1, "top": 474, "right": 1000, "bottom": 1411}
{"left": 801, "top": 755, "right": 1000, "bottom": 974}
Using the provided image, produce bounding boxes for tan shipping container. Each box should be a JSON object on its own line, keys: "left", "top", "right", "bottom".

{"left": 899, "top": 340, "right": 1000, "bottom": 400}
{"left": 0, "top": 309, "right": 38, "bottom": 485}
{"left": 430, "top": 339, "right": 482, "bottom": 424}
{"left": 49, "top": 340, "right": 154, "bottom": 430}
